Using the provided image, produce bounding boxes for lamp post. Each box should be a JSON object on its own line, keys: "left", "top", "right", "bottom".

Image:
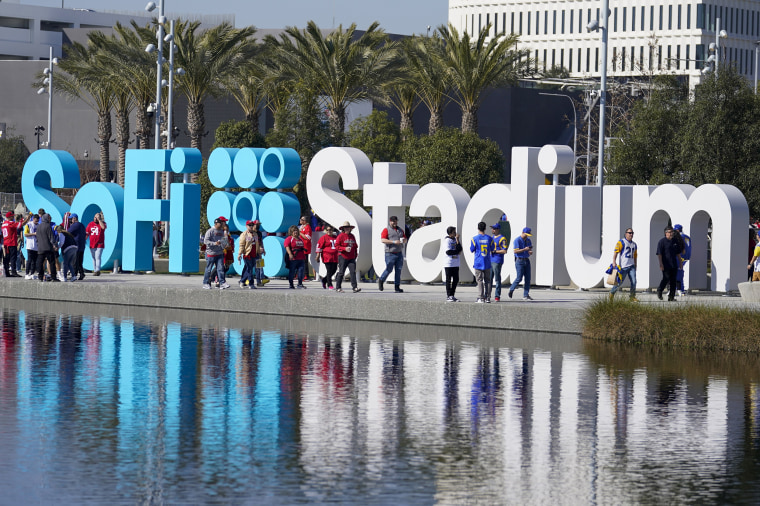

{"left": 707, "top": 18, "right": 728, "bottom": 76}
{"left": 145, "top": 0, "right": 165, "bottom": 200}
{"left": 34, "top": 125, "right": 45, "bottom": 150}
{"left": 539, "top": 92, "right": 577, "bottom": 185}
{"left": 36, "top": 47, "right": 58, "bottom": 148}
{"left": 587, "top": 1, "right": 609, "bottom": 198}
{"left": 754, "top": 40, "right": 760, "bottom": 93}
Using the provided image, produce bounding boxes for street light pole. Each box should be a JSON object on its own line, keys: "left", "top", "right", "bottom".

{"left": 754, "top": 40, "right": 760, "bottom": 93}
{"left": 46, "top": 47, "right": 53, "bottom": 148}
{"left": 596, "top": 0, "right": 608, "bottom": 196}
{"left": 539, "top": 92, "right": 577, "bottom": 185}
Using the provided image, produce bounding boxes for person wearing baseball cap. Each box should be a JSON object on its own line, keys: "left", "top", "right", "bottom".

{"left": 67, "top": 213, "right": 87, "bottom": 280}
{"left": 237, "top": 220, "right": 260, "bottom": 289}
{"left": 673, "top": 224, "right": 691, "bottom": 296}
{"left": 202, "top": 216, "right": 230, "bottom": 289}
{"left": 334, "top": 221, "right": 361, "bottom": 293}
{"left": 508, "top": 227, "right": 534, "bottom": 300}
{"left": 2, "top": 210, "right": 29, "bottom": 277}
{"left": 489, "top": 223, "right": 508, "bottom": 301}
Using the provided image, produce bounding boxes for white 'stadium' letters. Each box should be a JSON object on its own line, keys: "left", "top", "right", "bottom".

{"left": 22, "top": 144, "right": 750, "bottom": 291}
{"left": 306, "top": 145, "right": 749, "bottom": 291}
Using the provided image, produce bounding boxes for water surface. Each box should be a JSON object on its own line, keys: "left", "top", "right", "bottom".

{"left": 1, "top": 302, "right": 759, "bottom": 504}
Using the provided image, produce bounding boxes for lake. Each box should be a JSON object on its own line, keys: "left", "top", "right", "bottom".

{"left": 1, "top": 301, "right": 759, "bottom": 504}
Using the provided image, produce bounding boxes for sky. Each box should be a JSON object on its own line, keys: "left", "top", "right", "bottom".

{"left": 21, "top": 0, "right": 449, "bottom": 35}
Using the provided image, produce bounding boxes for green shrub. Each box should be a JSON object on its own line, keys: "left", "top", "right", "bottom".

{"left": 400, "top": 128, "right": 505, "bottom": 197}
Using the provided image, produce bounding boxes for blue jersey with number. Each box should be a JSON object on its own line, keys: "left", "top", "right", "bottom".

{"left": 470, "top": 233, "right": 494, "bottom": 270}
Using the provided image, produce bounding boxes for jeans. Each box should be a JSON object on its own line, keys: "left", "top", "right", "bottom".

{"left": 658, "top": 267, "right": 678, "bottom": 299}
{"left": 90, "top": 247, "right": 103, "bottom": 272}
{"left": 288, "top": 259, "right": 305, "bottom": 287}
{"left": 336, "top": 256, "right": 357, "bottom": 290}
{"left": 509, "top": 257, "right": 531, "bottom": 297}
{"left": 490, "top": 261, "right": 503, "bottom": 298}
{"left": 62, "top": 248, "right": 77, "bottom": 280}
{"left": 610, "top": 265, "right": 637, "bottom": 296}
{"left": 676, "top": 260, "right": 687, "bottom": 291}
{"left": 445, "top": 266, "right": 459, "bottom": 297}
{"left": 26, "top": 250, "right": 38, "bottom": 276}
{"left": 240, "top": 257, "right": 255, "bottom": 285}
{"left": 475, "top": 268, "right": 491, "bottom": 300}
{"left": 379, "top": 252, "right": 404, "bottom": 288}
{"left": 203, "top": 255, "right": 226, "bottom": 285}
{"left": 3, "top": 246, "right": 17, "bottom": 275}
{"left": 76, "top": 250, "right": 85, "bottom": 278}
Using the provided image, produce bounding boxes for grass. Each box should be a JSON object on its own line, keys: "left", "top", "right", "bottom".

{"left": 582, "top": 297, "right": 760, "bottom": 353}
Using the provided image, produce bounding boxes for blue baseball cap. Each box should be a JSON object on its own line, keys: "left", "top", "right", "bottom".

{"left": 522, "top": 227, "right": 532, "bottom": 236}
{"left": 673, "top": 224, "right": 683, "bottom": 231}
{"left": 70, "top": 213, "right": 78, "bottom": 220}
{"left": 491, "top": 223, "right": 500, "bottom": 230}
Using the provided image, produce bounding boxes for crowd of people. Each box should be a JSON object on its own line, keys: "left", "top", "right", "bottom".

{"left": 1, "top": 208, "right": 106, "bottom": 282}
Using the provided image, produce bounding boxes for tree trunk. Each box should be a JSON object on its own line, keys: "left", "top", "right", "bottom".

{"left": 188, "top": 100, "right": 205, "bottom": 183}
{"left": 135, "top": 105, "right": 152, "bottom": 150}
{"left": 400, "top": 111, "right": 414, "bottom": 133}
{"left": 115, "top": 109, "right": 130, "bottom": 187}
{"left": 246, "top": 108, "right": 260, "bottom": 135}
{"left": 97, "top": 110, "right": 112, "bottom": 183}
{"left": 329, "top": 104, "right": 346, "bottom": 146}
{"left": 461, "top": 106, "right": 478, "bottom": 134}
{"left": 429, "top": 107, "right": 443, "bottom": 135}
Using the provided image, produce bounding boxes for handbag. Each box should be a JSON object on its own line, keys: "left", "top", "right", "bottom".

{"left": 255, "top": 258, "right": 265, "bottom": 269}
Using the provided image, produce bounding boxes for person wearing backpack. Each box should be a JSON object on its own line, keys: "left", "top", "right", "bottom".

{"left": 673, "top": 224, "right": 691, "bottom": 296}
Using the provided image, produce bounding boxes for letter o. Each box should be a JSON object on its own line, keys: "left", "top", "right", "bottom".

{"left": 259, "top": 191, "right": 300, "bottom": 233}
{"left": 207, "top": 148, "right": 239, "bottom": 188}
{"left": 262, "top": 235, "right": 288, "bottom": 277}
{"left": 233, "top": 147, "right": 266, "bottom": 189}
{"left": 231, "top": 191, "right": 263, "bottom": 230}
{"left": 170, "top": 147, "right": 202, "bottom": 174}
{"left": 259, "top": 148, "right": 301, "bottom": 189}
{"left": 206, "top": 191, "right": 237, "bottom": 229}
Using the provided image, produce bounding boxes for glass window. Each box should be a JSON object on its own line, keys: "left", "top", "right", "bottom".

{"left": 623, "top": 7, "right": 626, "bottom": 31}
{"left": 686, "top": 44, "right": 690, "bottom": 70}
{"left": 580, "top": 9, "right": 583, "bottom": 33}
{"left": 536, "top": 10, "right": 539, "bottom": 35}
{"left": 641, "top": 6, "right": 645, "bottom": 31}
{"left": 552, "top": 48, "right": 555, "bottom": 66}
{"left": 650, "top": 6, "right": 654, "bottom": 30}
{"left": 659, "top": 6, "right": 664, "bottom": 30}
{"left": 553, "top": 10, "right": 557, "bottom": 34}
{"left": 649, "top": 46, "right": 653, "bottom": 70}
{"left": 586, "top": 47, "right": 590, "bottom": 72}
{"left": 658, "top": 45, "right": 662, "bottom": 70}
{"left": 687, "top": 5, "right": 691, "bottom": 29}
{"left": 486, "top": 13, "right": 490, "bottom": 33}
{"left": 544, "top": 10, "right": 548, "bottom": 34}
{"left": 511, "top": 12, "right": 514, "bottom": 34}
{"left": 535, "top": 50, "right": 539, "bottom": 73}
{"left": 676, "top": 45, "right": 680, "bottom": 69}
{"left": 479, "top": 13, "right": 482, "bottom": 33}
{"left": 614, "top": 7, "right": 618, "bottom": 32}
{"left": 640, "top": 46, "right": 644, "bottom": 70}
{"left": 519, "top": 12, "right": 523, "bottom": 34}
{"left": 696, "top": 44, "right": 704, "bottom": 69}
{"left": 527, "top": 12, "right": 531, "bottom": 35}
{"left": 620, "top": 47, "right": 625, "bottom": 70}
{"left": 595, "top": 47, "right": 599, "bottom": 72}
{"left": 562, "top": 10, "right": 565, "bottom": 34}
{"left": 543, "top": 49, "right": 547, "bottom": 71}
{"left": 631, "top": 45, "right": 635, "bottom": 70}
{"left": 578, "top": 47, "right": 582, "bottom": 72}
{"left": 677, "top": 5, "right": 681, "bottom": 29}
{"left": 632, "top": 7, "right": 636, "bottom": 32}
{"left": 697, "top": 5, "right": 704, "bottom": 29}
{"left": 668, "top": 5, "right": 672, "bottom": 30}
{"left": 570, "top": 9, "right": 574, "bottom": 33}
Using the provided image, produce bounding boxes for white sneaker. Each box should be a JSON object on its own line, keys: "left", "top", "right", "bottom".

{"left": 202, "top": 284, "right": 211, "bottom": 289}
{"left": 446, "top": 296, "right": 454, "bottom": 302}
{"left": 25, "top": 274, "right": 31, "bottom": 280}
{"left": 239, "top": 282, "right": 244, "bottom": 289}
{"left": 451, "top": 297, "right": 458, "bottom": 302}
{"left": 220, "top": 283, "right": 230, "bottom": 290}
{"left": 523, "top": 295, "right": 534, "bottom": 301}
{"left": 476, "top": 298, "right": 484, "bottom": 303}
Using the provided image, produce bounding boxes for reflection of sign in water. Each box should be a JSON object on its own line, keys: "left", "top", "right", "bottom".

{"left": 21, "top": 144, "right": 749, "bottom": 290}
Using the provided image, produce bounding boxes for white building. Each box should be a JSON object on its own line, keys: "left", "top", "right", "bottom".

{"left": 0, "top": 1, "right": 232, "bottom": 60}
{"left": 449, "top": 0, "right": 760, "bottom": 88}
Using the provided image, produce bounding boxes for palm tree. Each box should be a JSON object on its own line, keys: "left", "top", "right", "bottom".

{"left": 274, "top": 21, "right": 401, "bottom": 145}
{"left": 384, "top": 37, "right": 420, "bottom": 135}
{"left": 173, "top": 20, "right": 256, "bottom": 181}
{"left": 88, "top": 28, "right": 141, "bottom": 186}
{"left": 405, "top": 35, "right": 450, "bottom": 135}
{"left": 223, "top": 51, "right": 268, "bottom": 135}
{"left": 439, "top": 23, "right": 531, "bottom": 133}
{"left": 56, "top": 40, "right": 114, "bottom": 182}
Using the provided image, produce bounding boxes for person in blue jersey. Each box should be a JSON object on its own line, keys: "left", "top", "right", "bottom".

{"left": 508, "top": 227, "right": 533, "bottom": 301}
{"left": 470, "top": 221, "right": 494, "bottom": 303}
{"left": 673, "top": 224, "right": 691, "bottom": 296}
{"left": 489, "top": 223, "right": 508, "bottom": 302}
{"left": 609, "top": 228, "right": 638, "bottom": 302}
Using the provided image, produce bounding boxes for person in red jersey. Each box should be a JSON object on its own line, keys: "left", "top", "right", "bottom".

{"left": 85, "top": 212, "right": 107, "bottom": 276}
{"left": 334, "top": 221, "right": 360, "bottom": 293}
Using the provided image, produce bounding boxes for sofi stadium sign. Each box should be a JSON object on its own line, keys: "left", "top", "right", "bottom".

{"left": 22, "top": 145, "right": 749, "bottom": 291}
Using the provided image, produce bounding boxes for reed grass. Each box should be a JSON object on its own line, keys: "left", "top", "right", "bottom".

{"left": 582, "top": 297, "right": 760, "bottom": 353}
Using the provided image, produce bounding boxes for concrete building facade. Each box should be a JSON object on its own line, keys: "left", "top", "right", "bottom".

{"left": 449, "top": 0, "right": 760, "bottom": 88}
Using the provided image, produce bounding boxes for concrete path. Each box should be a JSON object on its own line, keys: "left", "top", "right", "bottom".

{"left": 1, "top": 271, "right": 756, "bottom": 335}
